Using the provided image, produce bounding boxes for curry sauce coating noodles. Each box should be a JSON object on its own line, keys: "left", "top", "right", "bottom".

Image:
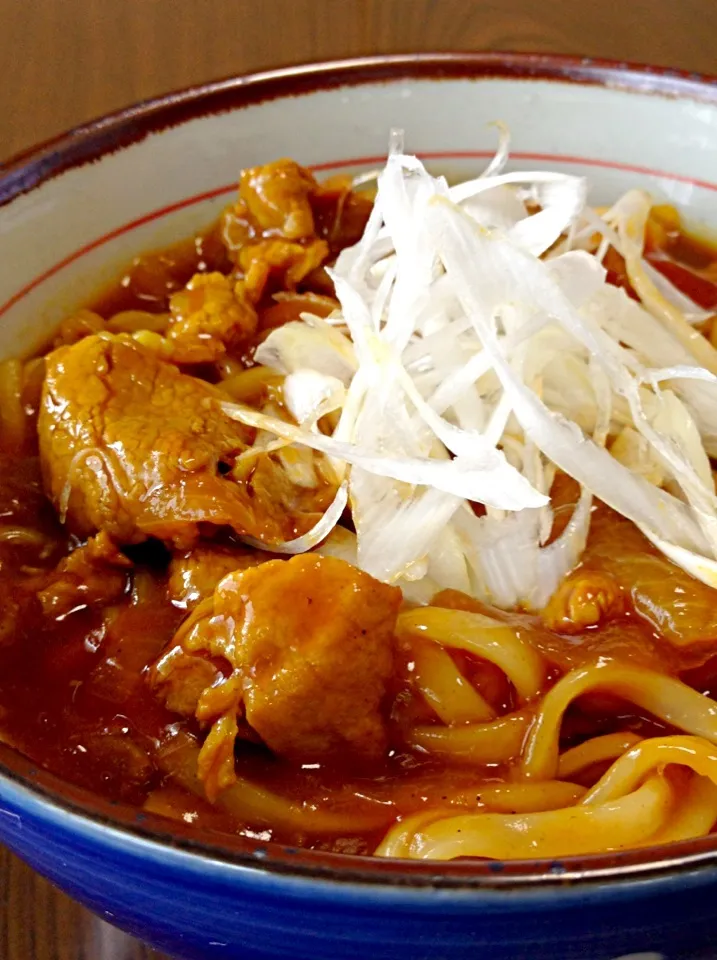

{"left": 396, "top": 607, "right": 548, "bottom": 767}
{"left": 521, "top": 661, "right": 717, "bottom": 780}
{"left": 397, "top": 607, "right": 548, "bottom": 703}
{"left": 377, "top": 776, "right": 675, "bottom": 860}
{"left": 154, "top": 733, "right": 395, "bottom": 836}
{"left": 407, "top": 638, "right": 496, "bottom": 724}
{"left": 380, "top": 737, "right": 717, "bottom": 861}
{"left": 406, "top": 708, "right": 533, "bottom": 765}
{"left": 557, "top": 731, "right": 644, "bottom": 779}
{"left": 581, "top": 735, "right": 717, "bottom": 805}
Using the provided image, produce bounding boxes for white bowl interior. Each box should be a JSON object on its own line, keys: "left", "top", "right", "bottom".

{"left": 2, "top": 74, "right": 717, "bottom": 359}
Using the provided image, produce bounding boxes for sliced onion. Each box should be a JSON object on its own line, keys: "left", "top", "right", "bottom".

{"left": 282, "top": 369, "right": 345, "bottom": 426}
{"left": 605, "top": 190, "right": 717, "bottom": 374}
{"left": 222, "top": 401, "right": 547, "bottom": 510}
{"left": 239, "top": 482, "right": 348, "bottom": 555}
{"left": 424, "top": 195, "right": 713, "bottom": 557}
{"left": 255, "top": 319, "right": 357, "bottom": 384}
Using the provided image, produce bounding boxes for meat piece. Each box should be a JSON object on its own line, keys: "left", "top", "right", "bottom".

{"left": 166, "top": 246, "right": 331, "bottom": 361}
{"left": 227, "top": 556, "right": 401, "bottom": 763}
{"left": 238, "top": 238, "right": 329, "bottom": 302}
{"left": 39, "top": 334, "right": 319, "bottom": 548}
{"left": 152, "top": 644, "right": 222, "bottom": 717}
{"left": 167, "top": 543, "right": 269, "bottom": 608}
{"left": 152, "top": 554, "right": 402, "bottom": 800}
{"left": 239, "top": 159, "right": 317, "bottom": 240}
{"left": 167, "top": 272, "right": 257, "bottom": 363}
{"left": 584, "top": 504, "right": 717, "bottom": 648}
{"left": 38, "top": 530, "right": 131, "bottom": 618}
{"left": 219, "top": 160, "right": 332, "bottom": 303}
{"left": 541, "top": 569, "right": 626, "bottom": 634}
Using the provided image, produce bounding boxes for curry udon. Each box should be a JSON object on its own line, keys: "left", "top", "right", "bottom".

{"left": 2, "top": 149, "right": 717, "bottom": 861}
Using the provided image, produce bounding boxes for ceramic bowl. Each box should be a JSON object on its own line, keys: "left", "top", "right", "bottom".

{"left": 2, "top": 54, "right": 717, "bottom": 960}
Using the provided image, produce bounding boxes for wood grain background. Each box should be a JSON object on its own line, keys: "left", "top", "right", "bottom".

{"left": 2, "top": 0, "right": 717, "bottom": 163}
{"left": 0, "top": 0, "right": 714, "bottom": 956}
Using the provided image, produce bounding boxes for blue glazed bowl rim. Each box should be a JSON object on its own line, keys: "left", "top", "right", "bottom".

{"left": 4, "top": 736, "right": 717, "bottom": 896}
{"left": 3, "top": 52, "right": 717, "bottom": 893}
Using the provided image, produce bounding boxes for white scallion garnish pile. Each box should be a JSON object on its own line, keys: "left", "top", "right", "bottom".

{"left": 223, "top": 130, "right": 717, "bottom": 610}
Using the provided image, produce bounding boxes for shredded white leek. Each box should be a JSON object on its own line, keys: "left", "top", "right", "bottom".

{"left": 224, "top": 134, "right": 717, "bottom": 605}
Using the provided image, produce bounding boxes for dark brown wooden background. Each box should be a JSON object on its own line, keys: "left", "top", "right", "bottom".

{"left": 2, "top": 0, "right": 717, "bottom": 163}
{"left": 0, "top": 0, "right": 715, "bottom": 955}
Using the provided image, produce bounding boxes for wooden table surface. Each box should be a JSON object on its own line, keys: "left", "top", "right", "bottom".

{"left": 0, "top": 0, "right": 715, "bottom": 956}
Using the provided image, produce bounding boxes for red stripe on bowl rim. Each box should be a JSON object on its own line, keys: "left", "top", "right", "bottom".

{"left": 1, "top": 148, "right": 715, "bottom": 322}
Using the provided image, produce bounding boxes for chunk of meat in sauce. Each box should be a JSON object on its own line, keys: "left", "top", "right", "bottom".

{"left": 225, "top": 161, "right": 373, "bottom": 258}
{"left": 541, "top": 474, "right": 717, "bottom": 654}
{"left": 166, "top": 272, "right": 258, "bottom": 363}
{"left": 38, "top": 531, "right": 132, "bottom": 618}
{"left": 239, "top": 238, "right": 329, "bottom": 302}
{"left": 152, "top": 554, "right": 402, "bottom": 800}
{"left": 541, "top": 570, "right": 626, "bottom": 634}
{"left": 239, "top": 159, "right": 317, "bottom": 240}
{"left": 39, "top": 334, "right": 320, "bottom": 549}
{"left": 584, "top": 505, "right": 717, "bottom": 653}
{"left": 167, "top": 542, "right": 269, "bottom": 608}
{"left": 219, "top": 160, "right": 372, "bottom": 311}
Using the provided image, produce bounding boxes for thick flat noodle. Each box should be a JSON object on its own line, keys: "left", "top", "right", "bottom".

{"left": 558, "top": 732, "right": 644, "bottom": 780}
{"left": 582, "top": 735, "right": 717, "bottom": 805}
{"left": 430, "top": 586, "right": 670, "bottom": 672}
{"left": 407, "top": 639, "right": 496, "bottom": 724}
{"left": 407, "top": 709, "right": 533, "bottom": 764}
{"left": 377, "top": 775, "right": 673, "bottom": 860}
{"left": 521, "top": 661, "right": 717, "bottom": 780}
{"left": 157, "top": 733, "right": 394, "bottom": 836}
{"left": 397, "top": 608, "right": 546, "bottom": 703}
